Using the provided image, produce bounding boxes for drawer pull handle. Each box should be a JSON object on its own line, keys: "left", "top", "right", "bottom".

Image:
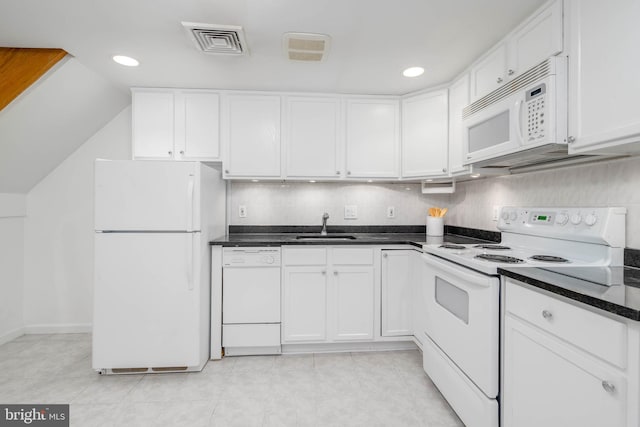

{"left": 333, "top": 271, "right": 338, "bottom": 276}
{"left": 542, "top": 310, "right": 553, "bottom": 320}
{"left": 321, "top": 270, "right": 326, "bottom": 275}
{"left": 602, "top": 381, "right": 616, "bottom": 394}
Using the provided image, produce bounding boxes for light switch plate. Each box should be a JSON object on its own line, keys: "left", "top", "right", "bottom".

{"left": 492, "top": 205, "right": 500, "bottom": 221}
{"left": 239, "top": 205, "right": 247, "bottom": 218}
{"left": 344, "top": 205, "right": 358, "bottom": 219}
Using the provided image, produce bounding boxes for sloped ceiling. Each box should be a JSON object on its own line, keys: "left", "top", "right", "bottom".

{"left": 0, "top": 57, "right": 129, "bottom": 193}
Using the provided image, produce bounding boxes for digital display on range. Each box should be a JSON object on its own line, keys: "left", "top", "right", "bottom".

{"left": 531, "top": 213, "right": 553, "bottom": 224}
{"left": 537, "top": 215, "right": 548, "bottom": 221}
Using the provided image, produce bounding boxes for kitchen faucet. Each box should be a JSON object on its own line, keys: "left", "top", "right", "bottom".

{"left": 320, "top": 212, "right": 329, "bottom": 235}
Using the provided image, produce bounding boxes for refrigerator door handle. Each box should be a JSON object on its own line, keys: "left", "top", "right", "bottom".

{"left": 187, "top": 233, "right": 194, "bottom": 291}
{"left": 186, "top": 175, "right": 195, "bottom": 232}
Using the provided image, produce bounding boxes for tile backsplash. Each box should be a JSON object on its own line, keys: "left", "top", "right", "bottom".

{"left": 228, "top": 156, "right": 640, "bottom": 249}
{"left": 448, "top": 156, "right": 640, "bottom": 249}
{"left": 229, "top": 182, "right": 448, "bottom": 226}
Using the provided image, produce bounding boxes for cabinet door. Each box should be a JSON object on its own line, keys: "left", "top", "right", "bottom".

{"left": 567, "top": 0, "right": 640, "bottom": 153}
{"left": 132, "top": 91, "right": 175, "bottom": 159}
{"left": 282, "top": 267, "right": 328, "bottom": 343}
{"left": 223, "top": 94, "right": 281, "bottom": 177}
{"left": 448, "top": 74, "right": 471, "bottom": 175}
{"left": 503, "top": 314, "right": 627, "bottom": 427}
{"left": 470, "top": 44, "right": 507, "bottom": 101}
{"left": 286, "top": 96, "right": 341, "bottom": 178}
{"left": 508, "top": 0, "right": 563, "bottom": 78}
{"left": 176, "top": 92, "right": 220, "bottom": 161}
{"left": 332, "top": 267, "right": 374, "bottom": 341}
{"left": 345, "top": 99, "right": 400, "bottom": 178}
{"left": 381, "top": 251, "right": 413, "bottom": 337}
{"left": 401, "top": 90, "right": 449, "bottom": 178}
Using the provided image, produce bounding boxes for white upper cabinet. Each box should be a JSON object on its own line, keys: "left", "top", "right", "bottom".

{"left": 285, "top": 96, "right": 341, "bottom": 178}
{"left": 132, "top": 89, "right": 220, "bottom": 161}
{"left": 470, "top": 0, "right": 563, "bottom": 101}
{"left": 132, "top": 90, "right": 175, "bottom": 160}
{"left": 566, "top": 0, "right": 640, "bottom": 154}
{"left": 401, "top": 90, "right": 449, "bottom": 178}
{"left": 345, "top": 98, "right": 400, "bottom": 178}
{"left": 222, "top": 94, "right": 281, "bottom": 178}
{"left": 470, "top": 44, "right": 508, "bottom": 101}
{"left": 448, "top": 74, "right": 471, "bottom": 175}
{"left": 178, "top": 92, "right": 220, "bottom": 160}
{"left": 508, "top": 0, "right": 563, "bottom": 79}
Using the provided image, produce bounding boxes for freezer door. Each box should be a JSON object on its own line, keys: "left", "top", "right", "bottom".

{"left": 95, "top": 160, "right": 200, "bottom": 231}
{"left": 93, "top": 232, "right": 201, "bottom": 369}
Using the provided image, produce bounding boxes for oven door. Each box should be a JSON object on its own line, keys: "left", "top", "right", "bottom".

{"left": 421, "top": 254, "right": 499, "bottom": 398}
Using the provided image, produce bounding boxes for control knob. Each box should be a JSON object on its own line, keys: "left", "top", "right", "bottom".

{"left": 555, "top": 213, "right": 569, "bottom": 226}
{"left": 585, "top": 214, "right": 598, "bottom": 226}
{"left": 509, "top": 211, "right": 518, "bottom": 221}
{"left": 501, "top": 211, "right": 510, "bottom": 220}
{"left": 570, "top": 214, "right": 582, "bottom": 225}
{"left": 262, "top": 256, "right": 275, "bottom": 265}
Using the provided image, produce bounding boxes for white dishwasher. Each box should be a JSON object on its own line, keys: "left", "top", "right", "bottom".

{"left": 222, "top": 247, "right": 281, "bottom": 356}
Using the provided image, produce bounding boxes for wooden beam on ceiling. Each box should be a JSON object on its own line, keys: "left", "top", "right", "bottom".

{"left": 0, "top": 47, "right": 68, "bottom": 111}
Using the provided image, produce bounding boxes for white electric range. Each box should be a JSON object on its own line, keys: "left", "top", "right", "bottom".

{"left": 418, "top": 207, "right": 627, "bottom": 427}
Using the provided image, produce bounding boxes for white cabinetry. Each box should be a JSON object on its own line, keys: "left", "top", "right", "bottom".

{"left": 401, "top": 90, "right": 449, "bottom": 178}
{"left": 381, "top": 250, "right": 413, "bottom": 337}
{"left": 222, "top": 94, "right": 281, "bottom": 178}
{"left": 281, "top": 247, "right": 375, "bottom": 344}
{"left": 566, "top": 0, "right": 640, "bottom": 153}
{"left": 447, "top": 74, "right": 471, "bottom": 175}
{"left": 285, "top": 96, "right": 341, "bottom": 178}
{"left": 345, "top": 99, "right": 400, "bottom": 178}
{"left": 470, "top": 0, "right": 563, "bottom": 101}
{"left": 413, "top": 253, "right": 428, "bottom": 348}
{"left": 132, "top": 89, "right": 220, "bottom": 161}
{"left": 503, "top": 280, "right": 636, "bottom": 427}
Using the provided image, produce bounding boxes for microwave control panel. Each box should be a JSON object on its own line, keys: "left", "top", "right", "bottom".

{"left": 525, "top": 83, "right": 546, "bottom": 141}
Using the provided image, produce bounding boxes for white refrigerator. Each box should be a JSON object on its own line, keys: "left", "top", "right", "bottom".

{"left": 92, "top": 160, "right": 226, "bottom": 374}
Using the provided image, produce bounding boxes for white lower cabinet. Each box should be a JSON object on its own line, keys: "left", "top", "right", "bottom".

{"left": 503, "top": 279, "right": 635, "bottom": 427}
{"left": 281, "top": 247, "right": 375, "bottom": 344}
{"left": 282, "top": 266, "right": 328, "bottom": 342}
{"left": 381, "top": 250, "right": 414, "bottom": 337}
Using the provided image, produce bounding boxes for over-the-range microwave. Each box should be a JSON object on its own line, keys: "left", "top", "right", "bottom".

{"left": 462, "top": 56, "right": 568, "bottom": 168}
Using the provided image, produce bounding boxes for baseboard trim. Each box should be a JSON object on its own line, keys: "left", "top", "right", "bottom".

{"left": 281, "top": 340, "right": 417, "bottom": 355}
{"left": 0, "top": 327, "right": 26, "bottom": 346}
{"left": 23, "top": 323, "right": 92, "bottom": 334}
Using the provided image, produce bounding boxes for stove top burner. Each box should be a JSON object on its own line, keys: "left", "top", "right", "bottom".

{"left": 474, "top": 244, "right": 511, "bottom": 250}
{"left": 475, "top": 254, "right": 524, "bottom": 264}
{"left": 440, "top": 244, "right": 465, "bottom": 250}
{"left": 529, "top": 255, "right": 570, "bottom": 263}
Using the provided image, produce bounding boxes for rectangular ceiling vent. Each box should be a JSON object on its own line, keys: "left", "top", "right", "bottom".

{"left": 182, "top": 22, "right": 247, "bottom": 55}
{"left": 283, "top": 32, "right": 331, "bottom": 62}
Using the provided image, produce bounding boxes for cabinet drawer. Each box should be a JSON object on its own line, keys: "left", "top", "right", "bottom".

{"left": 332, "top": 248, "right": 374, "bottom": 265}
{"left": 283, "top": 247, "right": 327, "bottom": 265}
{"left": 506, "top": 280, "right": 627, "bottom": 368}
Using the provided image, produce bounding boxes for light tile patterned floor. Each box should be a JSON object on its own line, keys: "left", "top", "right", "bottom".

{"left": 0, "top": 334, "right": 464, "bottom": 426}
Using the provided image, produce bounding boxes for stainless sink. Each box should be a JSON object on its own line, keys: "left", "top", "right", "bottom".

{"left": 295, "top": 235, "right": 356, "bottom": 241}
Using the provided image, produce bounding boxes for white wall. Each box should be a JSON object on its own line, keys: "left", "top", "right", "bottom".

{"left": 448, "top": 156, "right": 640, "bottom": 249}
{"left": 23, "top": 107, "right": 131, "bottom": 332}
{"left": 0, "top": 194, "right": 26, "bottom": 343}
{"left": 229, "top": 181, "right": 450, "bottom": 226}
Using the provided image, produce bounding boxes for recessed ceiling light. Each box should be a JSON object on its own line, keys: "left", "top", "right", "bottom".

{"left": 112, "top": 55, "right": 139, "bottom": 67}
{"left": 403, "top": 67, "right": 424, "bottom": 78}
{"left": 251, "top": 179, "right": 259, "bottom": 182}
{"left": 367, "top": 180, "right": 373, "bottom": 183}
{"left": 470, "top": 174, "right": 481, "bottom": 178}
{"left": 405, "top": 187, "right": 412, "bottom": 191}
{"left": 309, "top": 180, "right": 316, "bottom": 183}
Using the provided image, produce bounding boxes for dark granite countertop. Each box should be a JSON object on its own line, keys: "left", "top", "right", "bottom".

{"left": 210, "top": 225, "right": 498, "bottom": 248}
{"left": 499, "top": 266, "right": 640, "bottom": 321}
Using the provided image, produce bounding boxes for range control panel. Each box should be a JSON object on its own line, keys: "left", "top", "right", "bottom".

{"left": 497, "top": 207, "right": 626, "bottom": 247}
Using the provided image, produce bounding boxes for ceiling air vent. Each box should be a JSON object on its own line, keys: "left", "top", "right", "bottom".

{"left": 182, "top": 22, "right": 247, "bottom": 55}
{"left": 283, "top": 32, "right": 331, "bottom": 62}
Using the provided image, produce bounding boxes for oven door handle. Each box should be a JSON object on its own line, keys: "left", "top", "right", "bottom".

{"left": 421, "top": 254, "right": 493, "bottom": 289}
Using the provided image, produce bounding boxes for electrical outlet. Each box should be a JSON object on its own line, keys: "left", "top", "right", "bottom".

{"left": 239, "top": 205, "right": 247, "bottom": 218}
{"left": 344, "top": 205, "right": 358, "bottom": 219}
{"left": 387, "top": 206, "right": 395, "bottom": 218}
{"left": 492, "top": 205, "right": 500, "bottom": 222}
